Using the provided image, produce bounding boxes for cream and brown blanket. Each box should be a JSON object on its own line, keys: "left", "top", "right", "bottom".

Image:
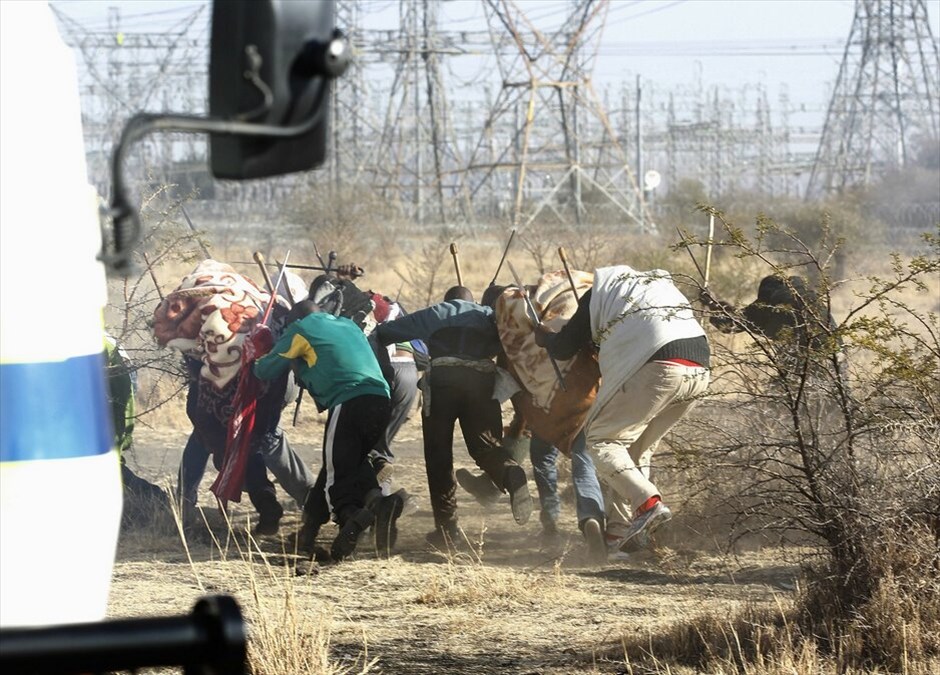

{"left": 495, "top": 269, "right": 600, "bottom": 455}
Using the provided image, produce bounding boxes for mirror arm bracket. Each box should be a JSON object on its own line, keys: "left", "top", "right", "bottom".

{"left": 102, "top": 83, "right": 328, "bottom": 277}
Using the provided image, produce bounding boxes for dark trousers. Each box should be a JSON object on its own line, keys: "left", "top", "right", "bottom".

{"left": 177, "top": 432, "right": 279, "bottom": 520}
{"left": 321, "top": 394, "right": 391, "bottom": 523}
{"left": 179, "top": 374, "right": 281, "bottom": 520}
{"left": 371, "top": 360, "right": 419, "bottom": 466}
{"left": 423, "top": 366, "right": 514, "bottom": 529}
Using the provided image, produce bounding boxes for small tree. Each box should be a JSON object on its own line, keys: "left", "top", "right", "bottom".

{"left": 685, "top": 210, "right": 939, "bottom": 667}
{"left": 105, "top": 187, "right": 211, "bottom": 434}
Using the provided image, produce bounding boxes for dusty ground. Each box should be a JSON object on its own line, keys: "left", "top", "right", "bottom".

{"left": 114, "top": 419, "right": 801, "bottom": 675}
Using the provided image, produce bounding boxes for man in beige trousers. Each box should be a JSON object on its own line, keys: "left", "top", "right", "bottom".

{"left": 535, "top": 265, "right": 710, "bottom": 555}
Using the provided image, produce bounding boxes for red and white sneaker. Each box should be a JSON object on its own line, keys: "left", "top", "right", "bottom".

{"left": 619, "top": 501, "right": 672, "bottom": 553}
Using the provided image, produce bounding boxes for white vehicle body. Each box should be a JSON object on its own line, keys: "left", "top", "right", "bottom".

{"left": 0, "top": 1, "right": 122, "bottom": 627}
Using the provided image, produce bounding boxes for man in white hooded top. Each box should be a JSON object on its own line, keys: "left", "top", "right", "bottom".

{"left": 535, "top": 265, "right": 710, "bottom": 555}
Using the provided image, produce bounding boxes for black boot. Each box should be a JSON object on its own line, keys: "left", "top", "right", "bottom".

{"left": 372, "top": 492, "right": 405, "bottom": 557}
{"left": 502, "top": 464, "right": 532, "bottom": 525}
{"left": 253, "top": 502, "right": 284, "bottom": 537}
{"left": 250, "top": 489, "right": 284, "bottom": 537}
{"left": 331, "top": 507, "right": 375, "bottom": 561}
{"left": 248, "top": 484, "right": 284, "bottom": 537}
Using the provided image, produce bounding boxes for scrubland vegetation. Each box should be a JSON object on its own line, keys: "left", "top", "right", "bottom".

{"left": 110, "top": 168, "right": 938, "bottom": 673}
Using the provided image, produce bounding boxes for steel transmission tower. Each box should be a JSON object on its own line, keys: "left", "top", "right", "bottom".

{"left": 359, "top": 0, "right": 466, "bottom": 225}
{"left": 807, "top": 0, "right": 940, "bottom": 198}
{"left": 329, "top": 0, "right": 366, "bottom": 193}
{"left": 50, "top": 4, "right": 209, "bottom": 199}
{"left": 465, "top": 0, "right": 650, "bottom": 234}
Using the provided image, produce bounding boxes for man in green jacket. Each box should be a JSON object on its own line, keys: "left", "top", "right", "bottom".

{"left": 253, "top": 301, "right": 401, "bottom": 560}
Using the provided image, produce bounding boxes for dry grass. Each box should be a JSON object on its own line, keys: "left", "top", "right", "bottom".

{"left": 414, "top": 531, "right": 569, "bottom": 610}
{"left": 613, "top": 587, "right": 940, "bottom": 675}
{"left": 107, "top": 217, "right": 938, "bottom": 673}
{"left": 244, "top": 570, "right": 377, "bottom": 675}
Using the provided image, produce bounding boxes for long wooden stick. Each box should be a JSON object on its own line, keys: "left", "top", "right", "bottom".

{"left": 489, "top": 228, "right": 516, "bottom": 286}
{"left": 704, "top": 213, "right": 715, "bottom": 288}
{"left": 252, "top": 251, "right": 277, "bottom": 297}
{"left": 557, "top": 247, "right": 579, "bottom": 300}
{"left": 449, "top": 242, "right": 463, "bottom": 287}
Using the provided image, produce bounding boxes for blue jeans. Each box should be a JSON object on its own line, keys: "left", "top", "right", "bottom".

{"left": 529, "top": 431, "right": 605, "bottom": 531}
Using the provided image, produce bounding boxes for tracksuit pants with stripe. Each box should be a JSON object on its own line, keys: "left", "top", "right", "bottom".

{"left": 308, "top": 394, "right": 392, "bottom": 527}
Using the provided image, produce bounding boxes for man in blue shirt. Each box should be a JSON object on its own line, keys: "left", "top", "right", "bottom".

{"left": 372, "top": 286, "right": 532, "bottom": 548}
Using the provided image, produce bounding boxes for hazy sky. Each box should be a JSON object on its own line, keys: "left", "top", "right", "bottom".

{"left": 51, "top": 0, "right": 940, "bottom": 120}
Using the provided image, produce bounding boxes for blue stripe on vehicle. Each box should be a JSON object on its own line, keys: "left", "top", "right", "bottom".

{"left": 0, "top": 352, "right": 113, "bottom": 462}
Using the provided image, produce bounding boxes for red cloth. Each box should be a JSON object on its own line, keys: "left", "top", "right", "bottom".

{"left": 209, "top": 324, "right": 267, "bottom": 506}
{"left": 371, "top": 292, "right": 391, "bottom": 323}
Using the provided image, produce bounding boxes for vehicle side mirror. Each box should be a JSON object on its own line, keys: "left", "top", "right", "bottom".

{"left": 209, "top": 0, "right": 348, "bottom": 179}
{"left": 104, "top": 0, "right": 349, "bottom": 275}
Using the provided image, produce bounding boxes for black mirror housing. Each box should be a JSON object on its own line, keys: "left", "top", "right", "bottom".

{"left": 209, "top": 0, "right": 339, "bottom": 179}
{"left": 103, "top": 0, "right": 348, "bottom": 275}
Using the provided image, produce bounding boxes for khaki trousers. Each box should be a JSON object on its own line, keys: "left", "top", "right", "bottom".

{"left": 586, "top": 361, "right": 709, "bottom": 535}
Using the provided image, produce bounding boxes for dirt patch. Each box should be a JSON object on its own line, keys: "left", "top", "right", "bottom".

{"left": 112, "top": 425, "right": 801, "bottom": 674}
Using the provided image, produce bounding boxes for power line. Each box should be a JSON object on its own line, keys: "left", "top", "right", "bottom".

{"left": 52, "top": 0, "right": 913, "bottom": 224}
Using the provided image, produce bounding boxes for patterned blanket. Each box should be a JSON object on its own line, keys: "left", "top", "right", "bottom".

{"left": 495, "top": 269, "right": 600, "bottom": 455}
{"left": 152, "top": 260, "right": 276, "bottom": 390}
{"left": 152, "top": 260, "right": 292, "bottom": 503}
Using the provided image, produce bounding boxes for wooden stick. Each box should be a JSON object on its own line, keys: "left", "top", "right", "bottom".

{"left": 489, "top": 228, "right": 516, "bottom": 286}
{"left": 675, "top": 226, "right": 707, "bottom": 283}
{"left": 557, "top": 247, "right": 579, "bottom": 300}
{"left": 704, "top": 213, "right": 715, "bottom": 289}
{"left": 252, "top": 251, "right": 277, "bottom": 297}
{"left": 449, "top": 242, "right": 463, "bottom": 287}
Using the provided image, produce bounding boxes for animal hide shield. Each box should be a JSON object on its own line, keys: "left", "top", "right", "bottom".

{"left": 495, "top": 270, "right": 600, "bottom": 455}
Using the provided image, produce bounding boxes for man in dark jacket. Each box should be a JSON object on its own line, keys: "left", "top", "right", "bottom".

{"left": 700, "top": 274, "right": 843, "bottom": 376}
{"left": 372, "top": 286, "right": 532, "bottom": 548}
